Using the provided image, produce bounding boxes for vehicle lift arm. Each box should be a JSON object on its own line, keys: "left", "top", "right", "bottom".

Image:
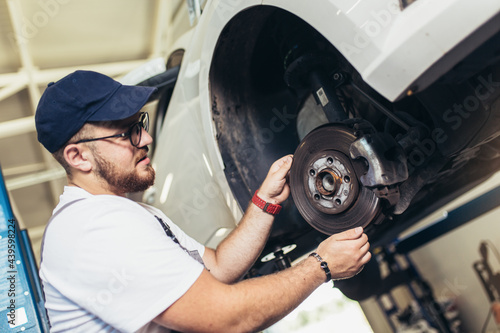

{"left": 375, "top": 185, "right": 500, "bottom": 332}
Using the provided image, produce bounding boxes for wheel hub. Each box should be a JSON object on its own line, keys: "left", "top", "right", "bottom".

{"left": 306, "top": 153, "right": 358, "bottom": 214}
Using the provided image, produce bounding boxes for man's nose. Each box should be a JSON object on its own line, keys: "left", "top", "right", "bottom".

{"left": 138, "top": 127, "right": 153, "bottom": 147}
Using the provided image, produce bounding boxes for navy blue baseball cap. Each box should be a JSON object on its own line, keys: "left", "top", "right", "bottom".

{"left": 35, "top": 70, "right": 157, "bottom": 153}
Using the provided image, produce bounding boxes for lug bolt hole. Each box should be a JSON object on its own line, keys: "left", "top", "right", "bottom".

{"left": 310, "top": 169, "right": 316, "bottom": 176}
{"left": 327, "top": 157, "right": 333, "bottom": 164}
{"left": 335, "top": 198, "right": 342, "bottom": 205}
{"left": 344, "top": 175, "right": 350, "bottom": 183}
{"left": 314, "top": 194, "right": 320, "bottom": 200}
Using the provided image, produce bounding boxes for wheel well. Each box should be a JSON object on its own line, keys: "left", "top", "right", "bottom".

{"left": 210, "top": 6, "right": 339, "bottom": 207}
{"left": 209, "top": 6, "right": 334, "bottom": 250}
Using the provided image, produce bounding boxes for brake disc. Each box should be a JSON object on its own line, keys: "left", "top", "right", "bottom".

{"left": 290, "top": 124, "right": 382, "bottom": 235}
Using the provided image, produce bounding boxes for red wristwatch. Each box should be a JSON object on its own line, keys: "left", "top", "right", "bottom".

{"left": 252, "top": 190, "right": 282, "bottom": 215}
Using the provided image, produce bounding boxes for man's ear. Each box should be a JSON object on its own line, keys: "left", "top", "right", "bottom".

{"left": 64, "top": 144, "right": 92, "bottom": 172}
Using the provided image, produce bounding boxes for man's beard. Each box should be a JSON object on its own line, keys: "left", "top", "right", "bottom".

{"left": 92, "top": 149, "right": 155, "bottom": 194}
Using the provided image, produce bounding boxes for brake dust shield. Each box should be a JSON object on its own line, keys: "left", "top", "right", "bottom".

{"left": 290, "top": 124, "right": 382, "bottom": 235}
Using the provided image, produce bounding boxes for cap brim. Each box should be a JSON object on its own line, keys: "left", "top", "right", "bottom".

{"left": 87, "top": 84, "right": 157, "bottom": 122}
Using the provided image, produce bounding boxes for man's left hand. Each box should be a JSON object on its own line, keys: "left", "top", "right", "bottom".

{"left": 257, "top": 155, "right": 293, "bottom": 204}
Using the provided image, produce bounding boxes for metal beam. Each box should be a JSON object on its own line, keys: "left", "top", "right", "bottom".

{"left": 0, "top": 116, "right": 35, "bottom": 139}
{"left": 0, "top": 79, "right": 27, "bottom": 101}
{"left": 0, "top": 60, "right": 152, "bottom": 138}
{"left": 7, "top": 0, "right": 40, "bottom": 110}
{"left": 6, "top": 167, "right": 66, "bottom": 191}
{"left": 0, "top": 72, "right": 22, "bottom": 87}
{"left": 7, "top": 0, "right": 58, "bottom": 205}
{"left": 2, "top": 163, "right": 46, "bottom": 177}
{"left": 393, "top": 185, "right": 500, "bottom": 254}
{"left": 31, "top": 61, "right": 150, "bottom": 84}
{"left": 0, "top": 60, "right": 151, "bottom": 100}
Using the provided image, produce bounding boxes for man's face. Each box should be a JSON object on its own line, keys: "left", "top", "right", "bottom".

{"left": 92, "top": 146, "right": 155, "bottom": 194}
{"left": 87, "top": 113, "right": 155, "bottom": 194}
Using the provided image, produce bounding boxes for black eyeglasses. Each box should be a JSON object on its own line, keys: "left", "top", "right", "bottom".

{"left": 74, "top": 112, "right": 149, "bottom": 148}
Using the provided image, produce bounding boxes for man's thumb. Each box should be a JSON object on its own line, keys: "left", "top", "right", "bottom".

{"left": 270, "top": 155, "right": 292, "bottom": 177}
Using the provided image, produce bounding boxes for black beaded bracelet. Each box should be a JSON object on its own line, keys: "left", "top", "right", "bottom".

{"left": 309, "top": 252, "right": 332, "bottom": 282}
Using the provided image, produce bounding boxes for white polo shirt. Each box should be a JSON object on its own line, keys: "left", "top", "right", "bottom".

{"left": 39, "top": 186, "right": 205, "bottom": 332}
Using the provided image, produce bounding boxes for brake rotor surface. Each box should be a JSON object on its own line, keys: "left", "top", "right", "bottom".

{"left": 290, "top": 124, "right": 382, "bottom": 235}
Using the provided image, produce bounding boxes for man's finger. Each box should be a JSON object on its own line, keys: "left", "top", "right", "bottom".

{"left": 269, "top": 155, "right": 293, "bottom": 176}
{"left": 332, "top": 227, "right": 364, "bottom": 241}
{"left": 361, "top": 251, "right": 372, "bottom": 265}
{"left": 360, "top": 241, "right": 370, "bottom": 254}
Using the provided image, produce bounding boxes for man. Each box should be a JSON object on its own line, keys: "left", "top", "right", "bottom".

{"left": 36, "top": 70, "right": 371, "bottom": 332}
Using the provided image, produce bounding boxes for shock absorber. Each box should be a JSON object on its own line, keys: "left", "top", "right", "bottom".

{"left": 308, "top": 69, "right": 347, "bottom": 123}
{"left": 284, "top": 52, "right": 348, "bottom": 123}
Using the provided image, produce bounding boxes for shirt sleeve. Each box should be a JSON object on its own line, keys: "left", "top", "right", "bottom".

{"left": 53, "top": 203, "right": 205, "bottom": 332}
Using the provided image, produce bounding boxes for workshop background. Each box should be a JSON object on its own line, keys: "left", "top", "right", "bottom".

{"left": 0, "top": 0, "right": 188, "bottom": 259}
{"left": 0, "top": 1, "right": 499, "bottom": 332}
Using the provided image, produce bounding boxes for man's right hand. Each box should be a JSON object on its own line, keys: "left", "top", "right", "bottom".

{"left": 316, "top": 227, "right": 371, "bottom": 280}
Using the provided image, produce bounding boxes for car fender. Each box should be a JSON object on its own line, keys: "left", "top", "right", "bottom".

{"left": 262, "top": 0, "right": 500, "bottom": 100}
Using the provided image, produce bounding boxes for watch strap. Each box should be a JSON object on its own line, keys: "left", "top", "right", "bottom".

{"left": 310, "top": 252, "right": 332, "bottom": 282}
{"left": 252, "top": 190, "right": 282, "bottom": 215}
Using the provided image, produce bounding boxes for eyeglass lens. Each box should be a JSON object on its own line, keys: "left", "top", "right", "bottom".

{"left": 131, "top": 113, "right": 149, "bottom": 147}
